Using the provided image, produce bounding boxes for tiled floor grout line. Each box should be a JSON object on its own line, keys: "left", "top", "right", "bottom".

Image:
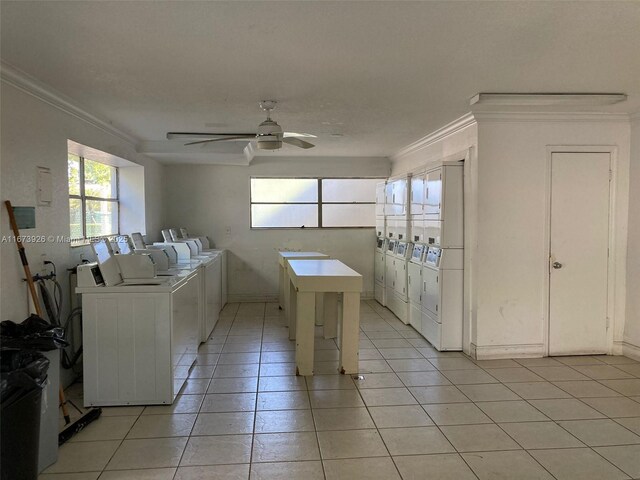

{"left": 359, "top": 301, "right": 623, "bottom": 480}
{"left": 53, "top": 300, "right": 640, "bottom": 479}
{"left": 366, "top": 342, "right": 482, "bottom": 480}
{"left": 359, "top": 308, "right": 420, "bottom": 480}
{"left": 248, "top": 302, "right": 266, "bottom": 475}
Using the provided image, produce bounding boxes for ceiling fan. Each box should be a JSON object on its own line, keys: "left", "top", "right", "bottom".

{"left": 166, "top": 100, "right": 316, "bottom": 150}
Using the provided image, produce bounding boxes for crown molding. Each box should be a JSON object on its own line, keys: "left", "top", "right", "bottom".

{"left": 391, "top": 113, "right": 476, "bottom": 162}
{"left": 472, "top": 111, "right": 630, "bottom": 124}
{"left": 470, "top": 93, "right": 627, "bottom": 107}
{"left": 1, "top": 60, "right": 138, "bottom": 146}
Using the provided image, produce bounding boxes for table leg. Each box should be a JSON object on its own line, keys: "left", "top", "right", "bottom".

{"left": 284, "top": 268, "right": 291, "bottom": 323}
{"left": 288, "top": 279, "right": 297, "bottom": 340}
{"left": 315, "top": 293, "right": 324, "bottom": 326}
{"left": 295, "top": 291, "right": 316, "bottom": 376}
{"left": 323, "top": 293, "right": 338, "bottom": 339}
{"left": 339, "top": 292, "right": 360, "bottom": 374}
{"left": 278, "top": 263, "right": 285, "bottom": 310}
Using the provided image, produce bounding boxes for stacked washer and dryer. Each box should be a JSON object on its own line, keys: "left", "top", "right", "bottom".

{"left": 374, "top": 181, "right": 387, "bottom": 305}
{"left": 376, "top": 160, "right": 464, "bottom": 350}
{"left": 383, "top": 175, "right": 411, "bottom": 324}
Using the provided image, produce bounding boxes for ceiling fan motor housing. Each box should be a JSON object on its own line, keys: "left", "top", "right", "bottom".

{"left": 257, "top": 135, "right": 282, "bottom": 150}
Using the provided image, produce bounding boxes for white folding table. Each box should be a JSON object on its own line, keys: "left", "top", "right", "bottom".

{"left": 287, "top": 259, "right": 363, "bottom": 376}
{"left": 277, "top": 251, "right": 330, "bottom": 339}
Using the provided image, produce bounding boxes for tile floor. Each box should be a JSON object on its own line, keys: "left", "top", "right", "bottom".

{"left": 42, "top": 300, "right": 640, "bottom": 480}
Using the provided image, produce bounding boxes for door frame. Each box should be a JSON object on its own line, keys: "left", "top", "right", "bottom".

{"left": 543, "top": 145, "right": 618, "bottom": 356}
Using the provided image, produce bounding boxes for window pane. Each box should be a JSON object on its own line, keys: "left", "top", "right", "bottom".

{"left": 322, "top": 204, "right": 375, "bottom": 227}
{"left": 68, "top": 153, "right": 81, "bottom": 195}
{"left": 251, "top": 178, "right": 318, "bottom": 203}
{"left": 84, "top": 159, "right": 117, "bottom": 199}
{"left": 69, "top": 198, "right": 83, "bottom": 239}
{"left": 85, "top": 200, "right": 118, "bottom": 237}
{"left": 252, "top": 204, "right": 318, "bottom": 228}
{"left": 322, "top": 178, "right": 379, "bottom": 202}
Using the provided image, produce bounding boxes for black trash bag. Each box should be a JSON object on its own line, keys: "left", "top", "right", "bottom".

{"left": 0, "top": 348, "right": 50, "bottom": 405}
{"left": 0, "top": 314, "right": 68, "bottom": 351}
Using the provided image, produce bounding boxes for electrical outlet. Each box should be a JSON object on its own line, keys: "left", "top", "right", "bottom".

{"left": 40, "top": 253, "right": 48, "bottom": 273}
{"left": 225, "top": 226, "right": 231, "bottom": 236}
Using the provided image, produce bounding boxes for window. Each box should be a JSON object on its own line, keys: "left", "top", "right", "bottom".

{"left": 68, "top": 153, "right": 119, "bottom": 241}
{"left": 250, "top": 177, "right": 380, "bottom": 228}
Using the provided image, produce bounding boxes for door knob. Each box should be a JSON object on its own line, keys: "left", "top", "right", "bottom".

{"left": 552, "top": 262, "right": 563, "bottom": 269}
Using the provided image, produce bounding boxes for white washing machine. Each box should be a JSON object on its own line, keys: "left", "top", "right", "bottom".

{"left": 374, "top": 236, "right": 387, "bottom": 306}
{"left": 421, "top": 246, "right": 464, "bottom": 350}
{"left": 387, "top": 240, "right": 410, "bottom": 324}
{"left": 407, "top": 243, "right": 425, "bottom": 332}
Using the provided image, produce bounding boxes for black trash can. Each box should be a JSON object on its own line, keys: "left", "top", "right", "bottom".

{"left": 1, "top": 348, "right": 50, "bottom": 480}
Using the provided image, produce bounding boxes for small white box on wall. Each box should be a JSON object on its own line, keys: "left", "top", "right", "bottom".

{"left": 37, "top": 166, "right": 52, "bottom": 206}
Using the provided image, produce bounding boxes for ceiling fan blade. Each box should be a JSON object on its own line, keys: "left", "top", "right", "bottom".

{"left": 185, "top": 135, "right": 255, "bottom": 146}
{"left": 167, "top": 132, "right": 256, "bottom": 140}
{"left": 282, "top": 137, "right": 315, "bottom": 149}
{"left": 283, "top": 132, "right": 317, "bottom": 138}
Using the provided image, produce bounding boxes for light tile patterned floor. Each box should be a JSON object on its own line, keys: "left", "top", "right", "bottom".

{"left": 42, "top": 300, "right": 640, "bottom": 480}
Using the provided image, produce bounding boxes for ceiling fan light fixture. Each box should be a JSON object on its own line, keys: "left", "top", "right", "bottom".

{"left": 257, "top": 135, "right": 282, "bottom": 150}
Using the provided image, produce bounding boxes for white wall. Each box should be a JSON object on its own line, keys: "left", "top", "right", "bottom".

{"left": 624, "top": 115, "right": 640, "bottom": 357}
{"left": 391, "top": 113, "right": 632, "bottom": 359}
{"left": 0, "top": 82, "right": 165, "bottom": 327}
{"left": 472, "top": 116, "right": 630, "bottom": 358}
{"left": 162, "top": 156, "right": 390, "bottom": 302}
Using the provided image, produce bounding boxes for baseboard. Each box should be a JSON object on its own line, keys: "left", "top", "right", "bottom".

{"left": 621, "top": 340, "right": 640, "bottom": 361}
{"left": 228, "top": 294, "right": 278, "bottom": 303}
{"left": 471, "top": 343, "right": 545, "bottom": 360}
{"left": 228, "top": 291, "right": 375, "bottom": 304}
{"left": 613, "top": 340, "right": 625, "bottom": 356}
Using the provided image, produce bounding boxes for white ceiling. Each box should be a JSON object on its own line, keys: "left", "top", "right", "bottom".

{"left": 2, "top": 1, "right": 639, "bottom": 164}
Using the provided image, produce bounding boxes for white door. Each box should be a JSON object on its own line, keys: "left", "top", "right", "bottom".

{"left": 549, "top": 152, "right": 610, "bottom": 355}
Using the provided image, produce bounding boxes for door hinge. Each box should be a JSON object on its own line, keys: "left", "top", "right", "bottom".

{"left": 609, "top": 170, "right": 613, "bottom": 181}
{"left": 606, "top": 317, "right": 610, "bottom": 330}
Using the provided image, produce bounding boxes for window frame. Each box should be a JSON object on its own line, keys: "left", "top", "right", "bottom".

{"left": 69, "top": 154, "right": 120, "bottom": 243}
{"left": 249, "top": 176, "right": 382, "bottom": 229}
